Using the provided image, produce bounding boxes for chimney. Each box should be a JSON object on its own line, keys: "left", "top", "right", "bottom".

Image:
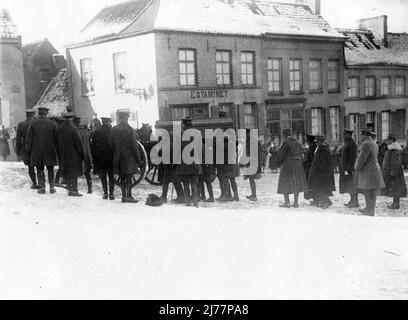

{"left": 52, "top": 54, "right": 66, "bottom": 71}
{"left": 357, "top": 15, "right": 388, "bottom": 46}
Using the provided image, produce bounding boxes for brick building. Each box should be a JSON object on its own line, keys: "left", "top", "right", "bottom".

{"left": 65, "top": 0, "right": 347, "bottom": 143}
{"left": 339, "top": 16, "right": 408, "bottom": 143}
{"left": 0, "top": 8, "right": 26, "bottom": 129}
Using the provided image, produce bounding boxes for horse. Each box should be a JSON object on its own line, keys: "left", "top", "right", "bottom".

{"left": 136, "top": 123, "right": 153, "bottom": 143}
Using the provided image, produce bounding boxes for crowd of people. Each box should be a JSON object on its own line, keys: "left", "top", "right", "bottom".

{"left": 10, "top": 106, "right": 408, "bottom": 215}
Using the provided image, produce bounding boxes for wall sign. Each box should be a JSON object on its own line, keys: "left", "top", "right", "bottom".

{"left": 190, "top": 90, "right": 228, "bottom": 100}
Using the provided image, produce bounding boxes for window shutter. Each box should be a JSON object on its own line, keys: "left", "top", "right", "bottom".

{"left": 359, "top": 113, "right": 366, "bottom": 130}
{"left": 340, "top": 106, "right": 346, "bottom": 142}
{"left": 322, "top": 107, "right": 329, "bottom": 137}
{"left": 305, "top": 108, "right": 312, "bottom": 134}
{"left": 257, "top": 103, "right": 266, "bottom": 135}
{"left": 377, "top": 112, "right": 382, "bottom": 141}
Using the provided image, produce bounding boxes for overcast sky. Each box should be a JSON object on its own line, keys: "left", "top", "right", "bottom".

{"left": 1, "top": 0, "right": 408, "bottom": 53}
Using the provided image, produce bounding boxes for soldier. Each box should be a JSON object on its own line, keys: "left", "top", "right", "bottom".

{"left": 91, "top": 116, "right": 115, "bottom": 200}
{"left": 74, "top": 116, "right": 93, "bottom": 194}
{"left": 56, "top": 112, "right": 85, "bottom": 197}
{"left": 175, "top": 118, "right": 202, "bottom": 207}
{"left": 277, "top": 129, "right": 308, "bottom": 208}
{"left": 303, "top": 134, "right": 317, "bottom": 204}
{"left": 16, "top": 109, "right": 38, "bottom": 189}
{"left": 108, "top": 109, "right": 141, "bottom": 203}
{"left": 308, "top": 135, "right": 336, "bottom": 209}
{"left": 243, "top": 129, "right": 263, "bottom": 202}
{"left": 339, "top": 129, "right": 359, "bottom": 208}
{"left": 381, "top": 133, "right": 407, "bottom": 209}
{"left": 26, "top": 107, "right": 58, "bottom": 194}
{"left": 356, "top": 128, "right": 385, "bottom": 216}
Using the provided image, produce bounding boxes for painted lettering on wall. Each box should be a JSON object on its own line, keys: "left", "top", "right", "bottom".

{"left": 190, "top": 90, "right": 228, "bottom": 100}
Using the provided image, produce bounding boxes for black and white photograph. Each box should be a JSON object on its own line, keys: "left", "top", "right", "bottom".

{"left": 1, "top": 0, "right": 408, "bottom": 302}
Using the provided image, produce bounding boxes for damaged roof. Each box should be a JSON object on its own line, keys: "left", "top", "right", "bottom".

{"left": 68, "top": 0, "right": 344, "bottom": 47}
{"left": 0, "top": 8, "right": 20, "bottom": 41}
{"left": 34, "top": 69, "right": 70, "bottom": 117}
{"left": 338, "top": 28, "right": 408, "bottom": 67}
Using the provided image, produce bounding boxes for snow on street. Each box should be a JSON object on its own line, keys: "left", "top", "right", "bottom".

{"left": 1, "top": 161, "right": 408, "bottom": 300}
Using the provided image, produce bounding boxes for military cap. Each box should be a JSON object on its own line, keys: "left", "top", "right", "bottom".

{"left": 117, "top": 108, "right": 131, "bottom": 115}
{"left": 359, "top": 128, "right": 372, "bottom": 136}
{"left": 282, "top": 129, "right": 292, "bottom": 136}
{"left": 63, "top": 112, "right": 75, "bottom": 119}
{"left": 101, "top": 117, "right": 112, "bottom": 122}
{"left": 314, "top": 135, "right": 326, "bottom": 143}
{"left": 306, "top": 134, "right": 316, "bottom": 142}
{"left": 344, "top": 128, "right": 354, "bottom": 134}
{"left": 26, "top": 109, "right": 36, "bottom": 115}
{"left": 386, "top": 133, "right": 397, "bottom": 141}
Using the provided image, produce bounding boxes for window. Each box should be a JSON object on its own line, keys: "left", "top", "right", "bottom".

{"left": 216, "top": 50, "right": 232, "bottom": 86}
{"left": 218, "top": 103, "right": 234, "bottom": 119}
{"left": 348, "top": 77, "right": 360, "bottom": 98}
{"left": 381, "top": 111, "right": 390, "bottom": 140}
{"left": 171, "top": 104, "right": 208, "bottom": 120}
{"left": 311, "top": 108, "right": 322, "bottom": 135}
{"left": 113, "top": 52, "right": 130, "bottom": 92}
{"left": 365, "top": 77, "right": 376, "bottom": 97}
{"left": 179, "top": 49, "right": 197, "bottom": 86}
{"left": 244, "top": 103, "right": 257, "bottom": 128}
{"left": 241, "top": 52, "right": 255, "bottom": 85}
{"left": 328, "top": 60, "right": 339, "bottom": 91}
{"left": 350, "top": 114, "right": 359, "bottom": 142}
{"left": 309, "top": 59, "right": 322, "bottom": 92}
{"left": 396, "top": 76, "right": 406, "bottom": 96}
{"left": 380, "top": 77, "right": 391, "bottom": 96}
{"left": 330, "top": 107, "right": 340, "bottom": 143}
{"left": 80, "top": 58, "right": 94, "bottom": 95}
{"left": 367, "top": 112, "right": 376, "bottom": 132}
{"left": 39, "top": 68, "right": 49, "bottom": 83}
{"left": 267, "top": 58, "right": 282, "bottom": 93}
{"left": 289, "top": 59, "right": 302, "bottom": 92}
{"left": 266, "top": 107, "right": 304, "bottom": 144}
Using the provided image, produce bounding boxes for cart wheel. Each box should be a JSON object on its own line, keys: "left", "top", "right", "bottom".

{"left": 145, "top": 163, "right": 163, "bottom": 186}
{"left": 115, "top": 141, "right": 148, "bottom": 187}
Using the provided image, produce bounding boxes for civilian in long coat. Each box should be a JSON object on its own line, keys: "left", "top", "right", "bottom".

{"left": 74, "top": 117, "right": 93, "bottom": 194}
{"left": 356, "top": 129, "right": 385, "bottom": 216}
{"left": 16, "top": 109, "right": 38, "bottom": 189}
{"left": 339, "top": 129, "right": 358, "bottom": 208}
{"left": 91, "top": 117, "right": 115, "bottom": 200}
{"left": 277, "top": 129, "right": 308, "bottom": 208}
{"left": 108, "top": 109, "right": 141, "bottom": 203}
{"left": 56, "top": 113, "right": 85, "bottom": 197}
{"left": 381, "top": 134, "right": 407, "bottom": 209}
{"left": 175, "top": 118, "right": 203, "bottom": 207}
{"left": 308, "top": 136, "right": 336, "bottom": 209}
{"left": 26, "top": 107, "right": 58, "bottom": 194}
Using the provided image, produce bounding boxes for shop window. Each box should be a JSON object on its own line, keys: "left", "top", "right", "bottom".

{"left": 382, "top": 111, "right": 390, "bottom": 140}
{"left": 309, "top": 59, "right": 322, "bottom": 92}
{"left": 396, "top": 76, "right": 406, "bottom": 96}
{"left": 80, "top": 58, "right": 94, "bottom": 95}
{"left": 179, "top": 49, "right": 197, "bottom": 86}
{"left": 347, "top": 77, "right": 360, "bottom": 98}
{"left": 216, "top": 50, "right": 232, "bottom": 86}
{"left": 244, "top": 103, "right": 256, "bottom": 129}
{"left": 328, "top": 59, "right": 340, "bottom": 91}
{"left": 365, "top": 77, "right": 376, "bottom": 97}
{"left": 311, "top": 108, "right": 322, "bottom": 135}
{"left": 171, "top": 104, "right": 208, "bottom": 120}
{"left": 218, "top": 103, "right": 234, "bottom": 119}
{"left": 267, "top": 58, "right": 282, "bottom": 93}
{"left": 241, "top": 52, "right": 255, "bottom": 86}
{"left": 289, "top": 59, "right": 302, "bottom": 92}
{"left": 380, "top": 77, "right": 391, "bottom": 96}
{"left": 113, "top": 52, "right": 130, "bottom": 92}
{"left": 330, "top": 107, "right": 340, "bottom": 143}
{"left": 266, "top": 107, "right": 304, "bottom": 144}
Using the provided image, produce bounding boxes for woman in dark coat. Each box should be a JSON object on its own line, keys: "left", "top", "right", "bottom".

{"left": 56, "top": 113, "right": 85, "bottom": 196}
{"left": 277, "top": 129, "right": 308, "bottom": 208}
{"left": 308, "top": 136, "right": 336, "bottom": 209}
{"left": 381, "top": 134, "right": 407, "bottom": 209}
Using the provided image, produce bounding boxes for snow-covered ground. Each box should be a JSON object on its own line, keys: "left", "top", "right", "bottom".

{"left": 1, "top": 161, "right": 408, "bottom": 300}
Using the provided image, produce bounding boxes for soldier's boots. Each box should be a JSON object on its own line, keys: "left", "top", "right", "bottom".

{"left": 109, "top": 194, "right": 115, "bottom": 201}
{"left": 68, "top": 178, "right": 83, "bottom": 197}
{"left": 28, "top": 167, "right": 39, "bottom": 189}
{"left": 86, "top": 173, "right": 92, "bottom": 194}
{"left": 37, "top": 170, "right": 46, "bottom": 194}
{"left": 103, "top": 194, "right": 109, "bottom": 200}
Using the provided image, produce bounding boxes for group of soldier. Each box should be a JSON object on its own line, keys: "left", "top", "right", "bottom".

{"left": 14, "top": 106, "right": 407, "bottom": 215}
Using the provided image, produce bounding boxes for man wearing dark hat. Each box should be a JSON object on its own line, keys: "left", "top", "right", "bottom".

{"left": 26, "top": 107, "right": 58, "bottom": 194}
{"left": 355, "top": 128, "right": 385, "bottom": 216}
{"left": 308, "top": 135, "right": 336, "bottom": 209}
{"left": 175, "top": 118, "right": 202, "bottom": 207}
{"left": 339, "top": 129, "right": 359, "bottom": 208}
{"left": 381, "top": 133, "right": 407, "bottom": 209}
{"left": 74, "top": 116, "right": 93, "bottom": 194}
{"left": 56, "top": 112, "right": 85, "bottom": 197}
{"left": 16, "top": 109, "right": 39, "bottom": 189}
{"left": 91, "top": 116, "right": 115, "bottom": 200}
{"left": 108, "top": 109, "right": 141, "bottom": 203}
{"left": 277, "top": 129, "right": 308, "bottom": 208}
